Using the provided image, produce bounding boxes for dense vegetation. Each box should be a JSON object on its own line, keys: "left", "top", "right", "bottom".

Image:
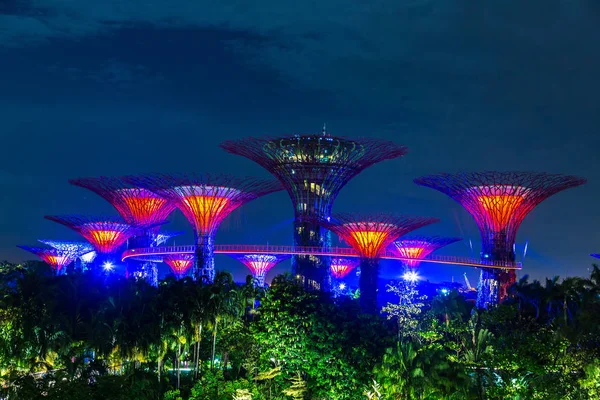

{"left": 1, "top": 261, "right": 600, "bottom": 399}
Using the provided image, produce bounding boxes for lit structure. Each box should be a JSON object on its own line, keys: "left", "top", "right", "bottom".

{"left": 228, "top": 254, "right": 291, "bottom": 287}
{"left": 330, "top": 257, "right": 359, "bottom": 279}
{"left": 414, "top": 171, "right": 586, "bottom": 308}
{"left": 163, "top": 254, "right": 195, "bottom": 279}
{"left": 126, "top": 173, "right": 282, "bottom": 282}
{"left": 38, "top": 239, "right": 96, "bottom": 272}
{"left": 221, "top": 131, "right": 408, "bottom": 290}
{"left": 392, "top": 236, "right": 461, "bottom": 268}
{"left": 319, "top": 213, "right": 438, "bottom": 312}
{"left": 69, "top": 177, "right": 175, "bottom": 246}
{"left": 151, "top": 231, "right": 183, "bottom": 247}
{"left": 17, "top": 246, "right": 77, "bottom": 274}
{"left": 44, "top": 215, "right": 139, "bottom": 268}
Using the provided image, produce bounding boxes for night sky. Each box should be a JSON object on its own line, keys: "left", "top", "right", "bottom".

{"left": 1, "top": 1, "right": 599, "bottom": 285}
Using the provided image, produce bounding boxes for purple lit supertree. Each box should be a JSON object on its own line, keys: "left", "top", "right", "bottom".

{"left": 392, "top": 236, "right": 461, "bottom": 268}
{"left": 163, "top": 254, "right": 195, "bottom": 279}
{"left": 17, "top": 245, "right": 77, "bottom": 274}
{"left": 69, "top": 176, "right": 175, "bottom": 247}
{"left": 330, "top": 258, "right": 359, "bottom": 296}
{"left": 38, "top": 239, "right": 96, "bottom": 272}
{"left": 228, "top": 254, "right": 291, "bottom": 287}
{"left": 125, "top": 173, "right": 282, "bottom": 282}
{"left": 221, "top": 129, "right": 408, "bottom": 290}
{"left": 414, "top": 171, "right": 586, "bottom": 308}
{"left": 318, "top": 213, "right": 438, "bottom": 312}
{"left": 44, "top": 215, "right": 139, "bottom": 270}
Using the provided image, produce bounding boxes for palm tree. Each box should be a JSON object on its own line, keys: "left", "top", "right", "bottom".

{"left": 207, "top": 271, "right": 240, "bottom": 371}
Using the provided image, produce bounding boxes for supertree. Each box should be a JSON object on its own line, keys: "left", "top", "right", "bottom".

{"left": 69, "top": 176, "right": 175, "bottom": 246}
{"left": 228, "top": 254, "right": 291, "bottom": 287}
{"left": 38, "top": 239, "right": 96, "bottom": 272}
{"left": 221, "top": 131, "right": 408, "bottom": 290}
{"left": 163, "top": 254, "right": 195, "bottom": 279}
{"left": 125, "top": 173, "right": 282, "bottom": 282}
{"left": 330, "top": 257, "right": 360, "bottom": 279}
{"left": 44, "top": 215, "right": 139, "bottom": 270}
{"left": 392, "top": 236, "right": 461, "bottom": 268}
{"left": 318, "top": 213, "right": 438, "bottom": 312}
{"left": 414, "top": 171, "right": 586, "bottom": 308}
{"left": 17, "top": 245, "right": 77, "bottom": 274}
{"left": 330, "top": 257, "right": 359, "bottom": 296}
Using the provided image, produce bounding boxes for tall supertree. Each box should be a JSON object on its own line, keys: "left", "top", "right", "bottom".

{"left": 163, "top": 254, "right": 195, "bottom": 279}
{"left": 228, "top": 254, "right": 291, "bottom": 287}
{"left": 392, "top": 236, "right": 461, "bottom": 268}
{"left": 17, "top": 246, "right": 77, "bottom": 274}
{"left": 38, "top": 239, "right": 96, "bottom": 272}
{"left": 44, "top": 215, "right": 139, "bottom": 270}
{"left": 126, "top": 173, "right": 282, "bottom": 282}
{"left": 221, "top": 131, "right": 408, "bottom": 291}
{"left": 414, "top": 171, "right": 586, "bottom": 308}
{"left": 69, "top": 176, "right": 175, "bottom": 247}
{"left": 319, "top": 213, "right": 438, "bottom": 312}
{"left": 69, "top": 176, "right": 177, "bottom": 285}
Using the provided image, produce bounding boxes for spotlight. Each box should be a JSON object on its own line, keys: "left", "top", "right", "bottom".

{"left": 440, "top": 288, "right": 449, "bottom": 295}
{"left": 402, "top": 270, "right": 419, "bottom": 283}
{"left": 338, "top": 283, "right": 346, "bottom": 290}
{"left": 102, "top": 261, "right": 115, "bottom": 272}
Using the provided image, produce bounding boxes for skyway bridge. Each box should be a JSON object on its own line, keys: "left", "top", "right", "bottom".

{"left": 122, "top": 244, "right": 522, "bottom": 270}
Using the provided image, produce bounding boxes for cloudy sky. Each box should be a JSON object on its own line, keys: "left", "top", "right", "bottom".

{"left": 1, "top": 0, "right": 599, "bottom": 283}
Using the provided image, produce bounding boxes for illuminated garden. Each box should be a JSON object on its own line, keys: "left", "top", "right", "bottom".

{"left": 1, "top": 132, "right": 599, "bottom": 400}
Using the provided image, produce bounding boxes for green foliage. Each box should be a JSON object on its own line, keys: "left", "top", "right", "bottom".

{"left": 2, "top": 264, "right": 600, "bottom": 399}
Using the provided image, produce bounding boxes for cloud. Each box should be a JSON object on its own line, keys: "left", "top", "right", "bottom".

{"left": 2, "top": 1, "right": 600, "bottom": 118}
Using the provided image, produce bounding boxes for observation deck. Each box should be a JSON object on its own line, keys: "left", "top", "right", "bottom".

{"left": 122, "top": 244, "right": 522, "bottom": 270}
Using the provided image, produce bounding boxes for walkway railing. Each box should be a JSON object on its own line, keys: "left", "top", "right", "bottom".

{"left": 122, "top": 244, "right": 522, "bottom": 270}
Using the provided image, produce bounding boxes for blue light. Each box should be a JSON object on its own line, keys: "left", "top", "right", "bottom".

{"left": 440, "top": 288, "right": 449, "bottom": 295}
{"left": 102, "top": 261, "right": 115, "bottom": 272}
{"left": 339, "top": 283, "right": 346, "bottom": 290}
{"left": 402, "top": 271, "right": 419, "bottom": 283}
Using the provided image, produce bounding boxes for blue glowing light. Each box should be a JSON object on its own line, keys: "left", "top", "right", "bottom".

{"left": 440, "top": 288, "right": 449, "bottom": 295}
{"left": 339, "top": 283, "right": 346, "bottom": 290}
{"left": 402, "top": 270, "right": 419, "bottom": 283}
{"left": 102, "top": 261, "right": 115, "bottom": 272}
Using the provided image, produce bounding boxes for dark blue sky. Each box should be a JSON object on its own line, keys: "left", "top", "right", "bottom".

{"left": 1, "top": 0, "right": 599, "bottom": 284}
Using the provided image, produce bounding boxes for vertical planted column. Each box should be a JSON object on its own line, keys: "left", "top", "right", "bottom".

{"left": 221, "top": 132, "right": 408, "bottom": 291}
{"left": 69, "top": 177, "right": 176, "bottom": 285}
{"left": 44, "top": 215, "right": 138, "bottom": 273}
{"left": 319, "top": 214, "right": 438, "bottom": 313}
{"left": 415, "top": 171, "right": 586, "bottom": 308}
{"left": 128, "top": 173, "right": 282, "bottom": 283}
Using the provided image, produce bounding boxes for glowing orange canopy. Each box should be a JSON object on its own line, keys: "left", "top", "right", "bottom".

{"left": 345, "top": 223, "right": 396, "bottom": 258}
{"left": 174, "top": 186, "right": 240, "bottom": 235}
{"left": 470, "top": 186, "right": 527, "bottom": 232}
{"left": 164, "top": 254, "right": 194, "bottom": 277}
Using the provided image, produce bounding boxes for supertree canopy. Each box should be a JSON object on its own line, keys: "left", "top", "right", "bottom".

{"left": 125, "top": 173, "right": 282, "bottom": 282}
{"left": 414, "top": 171, "right": 586, "bottom": 308}
{"left": 38, "top": 240, "right": 94, "bottom": 258}
{"left": 44, "top": 215, "right": 138, "bottom": 257}
{"left": 69, "top": 176, "right": 175, "bottom": 228}
{"left": 228, "top": 254, "right": 291, "bottom": 287}
{"left": 17, "top": 245, "right": 77, "bottom": 273}
{"left": 330, "top": 257, "right": 359, "bottom": 279}
{"left": 163, "top": 254, "right": 195, "bottom": 279}
{"left": 69, "top": 176, "right": 176, "bottom": 249}
{"left": 221, "top": 131, "right": 408, "bottom": 290}
{"left": 319, "top": 213, "right": 439, "bottom": 312}
{"left": 393, "top": 236, "right": 461, "bottom": 268}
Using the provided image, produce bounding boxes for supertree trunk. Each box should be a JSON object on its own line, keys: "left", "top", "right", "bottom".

{"left": 195, "top": 234, "right": 215, "bottom": 283}
{"left": 292, "top": 219, "right": 331, "bottom": 291}
{"left": 359, "top": 258, "right": 380, "bottom": 314}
